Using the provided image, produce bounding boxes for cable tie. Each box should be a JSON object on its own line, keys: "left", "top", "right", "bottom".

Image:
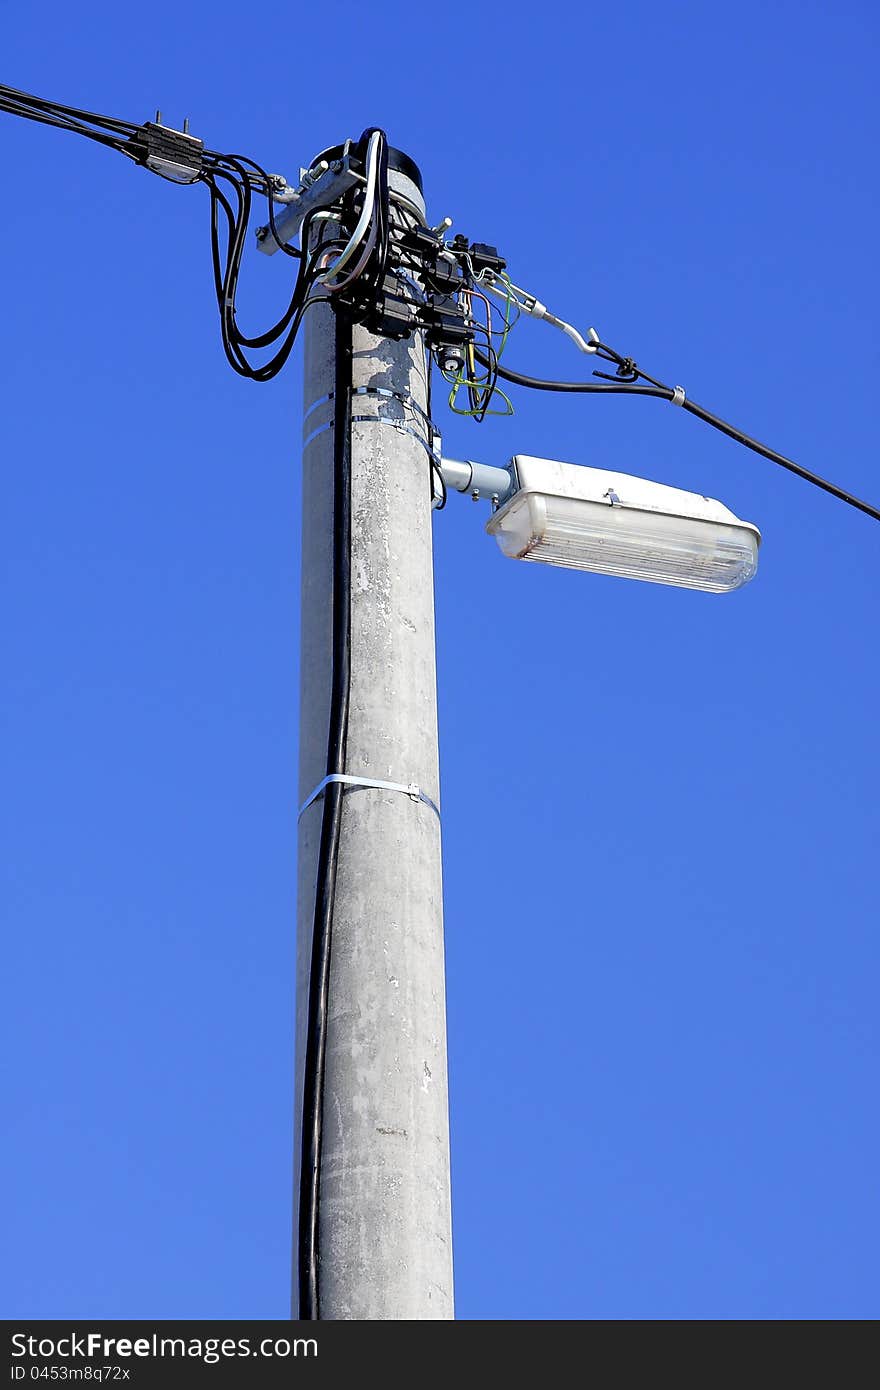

{"left": 671, "top": 385, "right": 686, "bottom": 407}
{"left": 298, "top": 773, "right": 440, "bottom": 820}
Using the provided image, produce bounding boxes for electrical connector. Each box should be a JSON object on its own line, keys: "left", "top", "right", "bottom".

{"left": 468, "top": 242, "right": 506, "bottom": 274}
{"left": 129, "top": 121, "right": 204, "bottom": 184}
{"left": 359, "top": 275, "right": 419, "bottom": 339}
{"left": 398, "top": 226, "right": 443, "bottom": 258}
{"left": 421, "top": 295, "right": 474, "bottom": 365}
{"left": 423, "top": 255, "right": 461, "bottom": 294}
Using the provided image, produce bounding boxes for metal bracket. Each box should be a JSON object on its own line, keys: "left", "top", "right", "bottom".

{"left": 299, "top": 772, "right": 441, "bottom": 820}
{"left": 256, "top": 149, "right": 359, "bottom": 256}
{"left": 302, "top": 385, "right": 441, "bottom": 470}
{"left": 303, "top": 386, "right": 432, "bottom": 433}
{"left": 303, "top": 414, "right": 441, "bottom": 468}
{"left": 439, "top": 458, "right": 514, "bottom": 505}
{"left": 352, "top": 385, "right": 432, "bottom": 426}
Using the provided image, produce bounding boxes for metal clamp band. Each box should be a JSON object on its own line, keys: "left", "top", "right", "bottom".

{"left": 353, "top": 386, "right": 433, "bottom": 428}
{"left": 671, "top": 385, "right": 686, "bottom": 407}
{"left": 303, "top": 413, "right": 441, "bottom": 467}
{"left": 303, "top": 385, "right": 433, "bottom": 434}
{"left": 299, "top": 772, "right": 440, "bottom": 820}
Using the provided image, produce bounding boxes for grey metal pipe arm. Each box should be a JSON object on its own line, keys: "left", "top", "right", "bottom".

{"left": 439, "top": 458, "right": 514, "bottom": 504}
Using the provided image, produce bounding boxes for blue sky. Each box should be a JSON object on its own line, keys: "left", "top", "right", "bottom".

{"left": 2, "top": 0, "right": 877, "bottom": 1320}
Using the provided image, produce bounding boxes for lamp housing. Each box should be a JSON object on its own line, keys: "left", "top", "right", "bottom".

{"left": 485, "top": 455, "right": 760, "bottom": 593}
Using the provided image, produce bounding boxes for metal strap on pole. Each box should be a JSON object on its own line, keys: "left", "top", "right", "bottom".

{"left": 303, "top": 385, "right": 434, "bottom": 433}
{"left": 299, "top": 771, "right": 441, "bottom": 821}
{"left": 303, "top": 386, "right": 441, "bottom": 468}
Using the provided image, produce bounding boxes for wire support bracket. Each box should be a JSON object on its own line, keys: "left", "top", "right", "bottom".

{"left": 298, "top": 772, "right": 441, "bottom": 820}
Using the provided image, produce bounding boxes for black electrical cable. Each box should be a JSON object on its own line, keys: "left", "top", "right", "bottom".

{"left": 0, "top": 94, "right": 138, "bottom": 156}
{"left": 424, "top": 351, "right": 447, "bottom": 508}
{"left": 213, "top": 150, "right": 303, "bottom": 260}
{"left": 475, "top": 347, "right": 880, "bottom": 524}
{"left": 683, "top": 397, "right": 880, "bottom": 521}
{"left": 622, "top": 356, "right": 880, "bottom": 523}
{"left": 204, "top": 170, "right": 325, "bottom": 379}
{"left": 474, "top": 349, "right": 669, "bottom": 397}
{"left": 208, "top": 166, "right": 292, "bottom": 348}
{"left": 467, "top": 313, "right": 500, "bottom": 422}
{"left": 298, "top": 305, "right": 353, "bottom": 1321}
{"left": 323, "top": 127, "right": 390, "bottom": 303}
{"left": 202, "top": 132, "right": 393, "bottom": 380}
{"left": 0, "top": 83, "right": 138, "bottom": 135}
{"left": 296, "top": 167, "right": 391, "bottom": 1290}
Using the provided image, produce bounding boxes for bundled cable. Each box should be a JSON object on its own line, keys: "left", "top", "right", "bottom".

{"left": 201, "top": 154, "right": 325, "bottom": 381}
{"left": 0, "top": 87, "right": 394, "bottom": 384}
{"left": 321, "top": 130, "right": 386, "bottom": 293}
{"left": 200, "top": 129, "right": 391, "bottom": 379}
{"left": 0, "top": 82, "right": 140, "bottom": 153}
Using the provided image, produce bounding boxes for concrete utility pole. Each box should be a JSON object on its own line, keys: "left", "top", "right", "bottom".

{"left": 294, "top": 155, "right": 454, "bottom": 1319}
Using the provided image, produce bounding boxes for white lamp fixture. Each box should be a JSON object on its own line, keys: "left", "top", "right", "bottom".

{"left": 484, "top": 455, "right": 760, "bottom": 593}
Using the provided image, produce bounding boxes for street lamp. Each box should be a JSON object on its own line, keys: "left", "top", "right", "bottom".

{"left": 442, "top": 455, "right": 760, "bottom": 594}
{"left": 2, "top": 83, "right": 877, "bottom": 1328}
